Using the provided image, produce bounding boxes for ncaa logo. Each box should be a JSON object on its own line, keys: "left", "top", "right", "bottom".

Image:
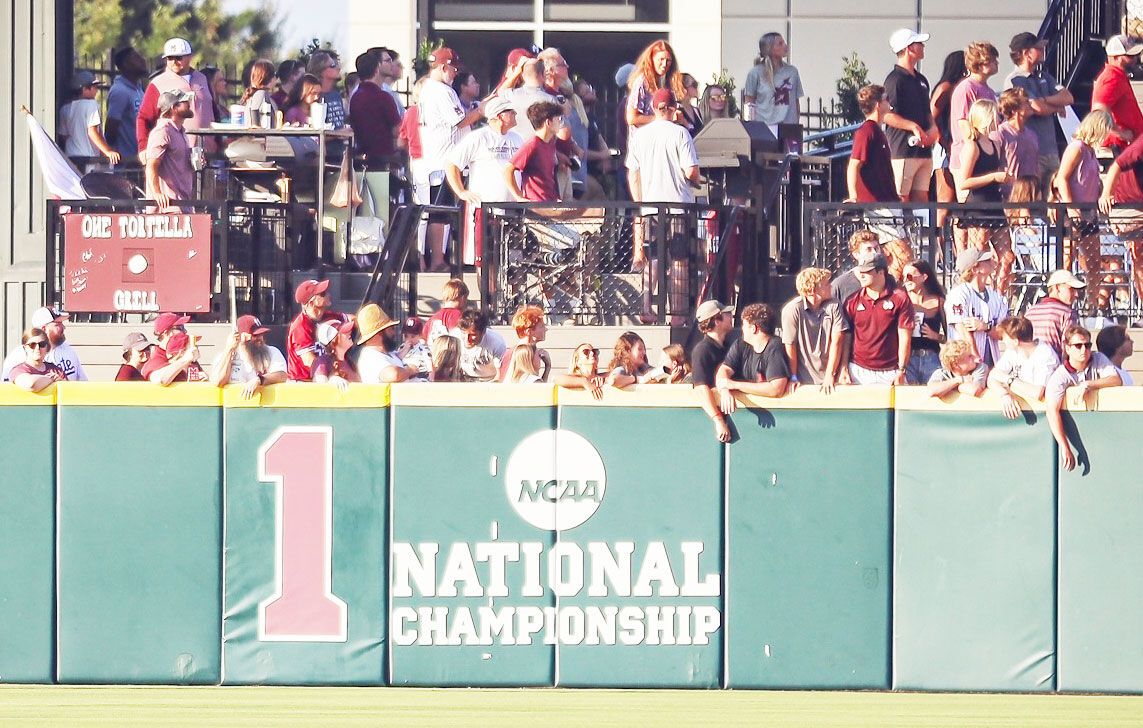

{"left": 503, "top": 429, "right": 606, "bottom": 531}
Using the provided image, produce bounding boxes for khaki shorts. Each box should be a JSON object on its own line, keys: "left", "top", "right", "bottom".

{"left": 892, "top": 157, "right": 934, "bottom": 197}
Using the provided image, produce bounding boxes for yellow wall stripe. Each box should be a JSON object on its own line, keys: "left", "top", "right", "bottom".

{"left": 223, "top": 384, "right": 390, "bottom": 408}
{"left": 55, "top": 382, "right": 222, "bottom": 407}
{"left": 0, "top": 387, "right": 57, "bottom": 406}
{"left": 389, "top": 382, "right": 557, "bottom": 407}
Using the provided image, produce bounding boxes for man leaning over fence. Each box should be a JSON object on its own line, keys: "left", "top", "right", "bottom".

{"left": 1047, "top": 324, "right": 1122, "bottom": 471}
{"left": 716, "top": 303, "right": 790, "bottom": 413}
{"left": 690, "top": 300, "right": 733, "bottom": 443}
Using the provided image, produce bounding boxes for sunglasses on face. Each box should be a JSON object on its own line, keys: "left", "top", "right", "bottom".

{"left": 710, "top": 94, "right": 726, "bottom": 101}
{"left": 26, "top": 340, "right": 50, "bottom": 350}
{"left": 577, "top": 348, "right": 599, "bottom": 358}
{"left": 1068, "top": 341, "right": 1092, "bottom": 349}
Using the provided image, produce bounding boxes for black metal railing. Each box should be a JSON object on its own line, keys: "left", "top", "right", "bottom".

{"left": 807, "top": 201, "right": 1143, "bottom": 319}
{"left": 1040, "top": 0, "right": 1123, "bottom": 103}
{"left": 478, "top": 201, "right": 753, "bottom": 326}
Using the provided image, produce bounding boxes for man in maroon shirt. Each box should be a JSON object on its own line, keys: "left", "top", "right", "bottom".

{"left": 349, "top": 51, "right": 401, "bottom": 169}
{"left": 286, "top": 279, "right": 345, "bottom": 381}
{"left": 140, "top": 312, "right": 198, "bottom": 385}
{"left": 844, "top": 251, "right": 914, "bottom": 386}
{"left": 115, "top": 332, "right": 151, "bottom": 381}
{"left": 847, "top": 84, "right": 914, "bottom": 281}
{"left": 505, "top": 100, "right": 565, "bottom": 202}
{"left": 1092, "top": 34, "right": 1143, "bottom": 154}
{"left": 1099, "top": 132, "right": 1143, "bottom": 303}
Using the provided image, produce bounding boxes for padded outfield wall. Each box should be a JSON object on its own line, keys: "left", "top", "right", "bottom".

{"left": 0, "top": 383, "right": 1140, "bottom": 691}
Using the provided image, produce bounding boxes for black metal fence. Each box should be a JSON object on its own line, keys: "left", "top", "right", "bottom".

{"left": 46, "top": 199, "right": 296, "bottom": 325}
{"left": 478, "top": 202, "right": 751, "bottom": 325}
{"left": 807, "top": 201, "right": 1143, "bottom": 320}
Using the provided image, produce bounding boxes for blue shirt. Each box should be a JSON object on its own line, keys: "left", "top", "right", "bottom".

{"left": 106, "top": 74, "right": 144, "bottom": 160}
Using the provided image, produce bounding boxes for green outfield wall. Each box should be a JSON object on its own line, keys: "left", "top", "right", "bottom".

{"left": 0, "top": 382, "right": 1141, "bottom": 692}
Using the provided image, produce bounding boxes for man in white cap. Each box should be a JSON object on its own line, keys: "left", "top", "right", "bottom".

{"left": 145, "top": 89, "right": 195, "bottom": 211}
{"left": 1092, "top": 34, "right": 1143, "bottom": 155}
{"left": 1023, "top": 269, "right": 1084, "bottom": 357}
{"left": 446, "top": 96, "right": 524, "bottom": 265}
{"left": 690, "top": 299, "right": 735, "bottom": 443}
{"left": 135, "top": 37, "right": 215, "bottom": 163}
{"left": 1, "top": 307, "right": 86, "bottom": 381}
{"left": 884, "top": 29, "right": 938, "bottom": 202}
{"left": 944, "top": 247, "right": 1009, "bottom": 366}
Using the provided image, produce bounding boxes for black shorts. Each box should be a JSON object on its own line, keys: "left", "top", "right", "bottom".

{"left": 428, "top": 181, "right": 458, "bottom": 223}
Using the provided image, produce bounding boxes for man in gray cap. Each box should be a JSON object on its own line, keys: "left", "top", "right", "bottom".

{"left": 145, "top": 89, "right": 195, "bottom": 210}
{"left": 944, "top": 247, "right": 1009, "bottom": 366}
{"left": 136, "top": 37, "right": 214, "bottom": 162}
{"left": 1004, "top": 32, "right": 1073, "bottom": 190}
{"left": 690, "top": 299, "right": 735, "bottom": 442}
{"left": 843, "top": 251, "right": 914, "bottom": 386}
{"left": 116, "top": 332, "right": 151, "bottom": 381}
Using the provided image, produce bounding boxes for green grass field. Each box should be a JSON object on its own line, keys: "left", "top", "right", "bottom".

{"left": 0, "top": 686, "right": 1140, "bottom": 727}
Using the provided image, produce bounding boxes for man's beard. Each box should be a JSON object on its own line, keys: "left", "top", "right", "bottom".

{"left": 239, "top": 339, "right": 272, "bottom": 373}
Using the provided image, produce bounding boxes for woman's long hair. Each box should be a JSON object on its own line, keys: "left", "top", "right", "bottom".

{"left": 629, "top": 40, "right": 686, "bottom": 103}
{"left": 608, "top": 331, "right": 647, "bottom": 373}
{"left": 754, "top": 32, "right": 785, "bottom": 86}
{"left": 286, "top": 73, "right": 322, "bottom": 114}
{"left": 935, "top": 50, "right": 967, "bottom": 87}
{"left": 241, "top": 59, "right": 276, "bottom": 104}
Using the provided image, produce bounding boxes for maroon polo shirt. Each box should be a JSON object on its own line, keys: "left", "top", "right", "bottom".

{"left": 845, "top": 285, "right": 914, "bottom": 370}
{"left": 349, "top": 81, "right": 401, "bottom": 166}
{"left": 851, "top": 120, "right": 899, "bottom": 203}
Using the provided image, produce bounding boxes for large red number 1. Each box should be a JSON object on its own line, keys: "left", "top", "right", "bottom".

{"left": 257, "top": 426, "right": 348, "bottom": 642}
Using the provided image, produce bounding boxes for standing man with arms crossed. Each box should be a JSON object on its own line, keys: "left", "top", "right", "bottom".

{"left": 1004, "top": 32, "right": 1073, "bottom": 191}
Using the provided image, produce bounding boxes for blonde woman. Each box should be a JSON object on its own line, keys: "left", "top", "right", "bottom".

{"left": 1055, "top": 109, "right": 1110, "bottom": 310}
{"left": 503, "top": 342, "right": 543, "bottom": 383}
{"left": 742, "top": 32, "right": 803, "bottom": 125}
{"left": 960, "top": 98, "right": 1015, "bottom": 292}
{"left": 429, "top": 334, "right": 461, "bottom": 382}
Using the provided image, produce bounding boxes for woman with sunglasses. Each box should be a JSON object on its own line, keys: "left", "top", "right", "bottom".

{"left": 552, "top": 343, "right": 604, "bottom": 399}
{"left": 10, "top": 328, "right": 66, "bottom": 392}
{"left": 699, "top": 84, "right": 732, "bottom": 122}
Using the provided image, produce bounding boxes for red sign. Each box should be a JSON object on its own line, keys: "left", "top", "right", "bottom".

{"left": 62, "top": 213, "right": 212, "bottom": 313}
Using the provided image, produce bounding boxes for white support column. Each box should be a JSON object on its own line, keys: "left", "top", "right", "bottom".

{"left": 670, "top": 0, "right": 722, "bottom": 91}
{"left": 346, "top": 0, "right": 418, "bottom": 69}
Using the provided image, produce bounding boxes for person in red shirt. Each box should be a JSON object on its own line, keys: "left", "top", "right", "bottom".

{"left": 843, "top": 251, "right": 914, "bottom": 386}
{"left": 421, "top": 278, "right": 469, "bottom": 346}
{"left": 286, "top": 279, "right": 345, "bottom": 381}
{"left": 349, "top": 51, "right": 401, "bottom": 169}
{"left": 115, "top": 332, "right": 151, "bottom": 381}
{"left": 848, "top": 85, "right": 898, "bottom": 203}
{"left": 140, "top": 312, "right": 196, "bottom": 385}
{"left": 9, "top": 328, "right": 66, "bottom": 393}
{"left": 1091, "top": 34, "right": 1143, "bottom": 154}
{"left": 1099, "top": 131, "right": 1143, "bottom": 304}
{"left": 505, "top": 100, "right": 565, "bottom": 202}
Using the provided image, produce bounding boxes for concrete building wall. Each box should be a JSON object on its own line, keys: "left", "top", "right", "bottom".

{"left": 1, "top": 0, "right": 64, "bottom": 352}
{"left": 721, "top": 0, "right": 1050, "bottom": 109}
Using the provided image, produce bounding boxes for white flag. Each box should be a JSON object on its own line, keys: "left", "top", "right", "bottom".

{"left": 23, "top": 109, "right": 87, "bottom": 200}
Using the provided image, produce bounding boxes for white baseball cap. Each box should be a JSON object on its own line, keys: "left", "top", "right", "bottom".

{"left": 30, "top": 306, "right": 68, "bottom": 328}
{"left": 163, "top": 37, "right": 193, "bottom": 58}
{"left": 890, "top": 28, "right": 930, "bottom": 54}
{"left": 484, "top": 96, "right": 514, "bottom": 119}
{"left": 1106, "top": 34, "right": 1143, "bottom": 57}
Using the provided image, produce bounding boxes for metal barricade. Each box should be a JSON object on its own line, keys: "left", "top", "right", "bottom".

{"left": 478, "top": 202, "right": 734, "bottom": 326}
{"left": 806, "top": 201, "right": 1143, "bottom": 320}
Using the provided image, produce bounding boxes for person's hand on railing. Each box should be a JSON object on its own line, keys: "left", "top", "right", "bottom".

{"left": 1099, "top": 192, "right": 1116, "bottom": 216}
{"left": 718, "top": 386, "right": 737, "bottom": 415}
{"left": 820, "top": 372, "right": 836, "bottom": 395}
{"left": 458, "top": 189, "right": 481, "bottom": 206}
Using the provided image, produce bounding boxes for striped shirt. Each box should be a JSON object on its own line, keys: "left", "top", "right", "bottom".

{"left": 945, "top": 282, "right": 1009, "bottom": 366}
{"left": 1023, "top": 296, "right": 1077, "bottom": 358}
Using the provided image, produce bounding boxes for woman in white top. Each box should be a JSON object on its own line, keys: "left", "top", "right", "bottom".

{"left": 742, "top": 32, "right": 803, "bottom": 125}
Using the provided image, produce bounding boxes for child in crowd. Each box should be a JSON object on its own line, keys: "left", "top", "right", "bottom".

{"left": 927, "top": 339, "right": 987, "bottom": 398}
{"left": 398, "top": 316, "right": 433, "bottom": 376}
{"left": 647, "top": 343, "right": 692, "bottom": 383}
{"left": 992, "top": 87, "right": 1039, "bottom": 189}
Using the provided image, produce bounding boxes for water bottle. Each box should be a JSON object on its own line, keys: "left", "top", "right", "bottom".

{"left": 260, "top": 98, "right": 273, "bottom": 129}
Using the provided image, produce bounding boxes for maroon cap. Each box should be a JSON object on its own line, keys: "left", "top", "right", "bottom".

{"left": 651, "top": 88, "right": 676, "bottom": 108}
{"left": 237, "top": 314, "right": 270, "bottom": 336}
{"left": 154, "top": 312, "right": 191, "bottom": 336}
{"left": 402, "top": 316, "right": 423, "bottom": 335}
{"left": 506, "top": 48, "right": 535, "bottom": 67}
{"left": 429, "top": 47, "right": 460, "bottom": 68}
{"left": 165, "top": 331, "right": 199, "bottom": 355}
{"left": 295, "top": 279, "right": 330, "bottom": 304}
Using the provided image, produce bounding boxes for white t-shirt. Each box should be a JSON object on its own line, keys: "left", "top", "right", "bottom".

{"left": 61, "top": 98, "right": 101, "bottom": 158}
{"left": 1046, "top": 352, "right": 1120, "bottom": 404}
{"left": 357, "top": 347, "right": 407, "bottom": 384}
{"left": 945, "top": 282, "right": 1009, "bottom": 366}
{"left": 508, "top": 86, "right": 558, "bottom": 138}
{"left": 210, "top": 345, "right": 286, "bottom": 384}
{"left": 2, "top": 340, "right": 87, "bottom": 381}
{"left": 993, "top": 341, "right": 1059, "bottom": 389}
{"left": 449, "top": 126, "right": 524, "bottom": 202}
{"left": 625, "top": 118, "right": 698, "bottom": 204}
{"left": 418, "top": 78, "right": 466, "bottom": 173}
{"left": 455, "top": 328, "right": 507, "bottom": 382}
